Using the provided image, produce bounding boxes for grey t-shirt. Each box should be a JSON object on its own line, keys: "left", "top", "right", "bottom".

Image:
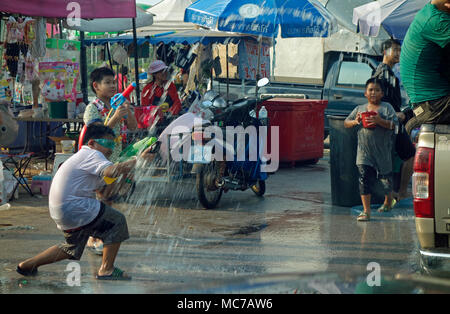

{"left": 346, "top": 102, "right": 398, "bottom": 175}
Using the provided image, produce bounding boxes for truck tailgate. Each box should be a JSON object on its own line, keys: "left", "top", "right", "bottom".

{"left": 434, "top": 125, "right": 450, "bottom": 234}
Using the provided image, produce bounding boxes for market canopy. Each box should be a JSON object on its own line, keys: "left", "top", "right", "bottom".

{"left": 0, "top": 0, "right": 137, "bottom": 19}
{"left": 352, "top": 0, "right": 429, "bottom": 40}
{"left": 137, "top": 0, "right": 197, "bottom": 35}
{"left": 63, "top": 6, "right": 153, "bottom": 32}
{"left": 82, "top": 29, "right": 256, "bottom": 46}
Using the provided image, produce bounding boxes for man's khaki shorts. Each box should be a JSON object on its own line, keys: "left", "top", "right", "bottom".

{"left": 58, "top": 203, "right": 129, "bottom": 260}
{"left": 406, "top": 95, "right": 450, "bottom": 135}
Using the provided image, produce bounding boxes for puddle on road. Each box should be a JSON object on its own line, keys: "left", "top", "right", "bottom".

{"left": 229, "top": 223, "right": 269, "bottom": 236}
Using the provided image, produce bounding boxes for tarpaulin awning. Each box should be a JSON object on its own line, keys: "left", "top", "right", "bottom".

{"left": 0, "top": 0, "right": 136, "bottom": 19}
{"left": 82, "top": 29, "right": 256, "bottom": 46}
{"left": 137, "top": 0, "right": 197, "bottom": 36}
{"left": 63, "top": 6, "right": 152, "bottom": 32}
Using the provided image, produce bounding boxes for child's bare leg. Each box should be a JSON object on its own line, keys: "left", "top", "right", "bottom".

{"left": 399, "top": 157, "right": 414, "bottom": 199}
{"left": 383, "top": 193, "right": 392, "bottom": 207}
{"left": 18, "top": 245, "right": 71, "bottom": 271}
{"left": 97, "top": 242, "right": 130, "bottom": 278}
{"left": 361, "top": 194, "right": 371, "bottom": 215}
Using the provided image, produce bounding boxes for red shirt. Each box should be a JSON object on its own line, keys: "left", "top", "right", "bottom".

{"left": 115, "top": 73, "right": 128, "bottom": 93}
{"left": 141, "top": 81, "right": 181, "bottom": 115}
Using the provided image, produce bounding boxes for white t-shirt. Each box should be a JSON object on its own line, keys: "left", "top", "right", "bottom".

{"left": 49, "top": 146, "right": 113, "bottom": 230}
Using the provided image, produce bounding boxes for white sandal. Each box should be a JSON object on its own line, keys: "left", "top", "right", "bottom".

{"left": 357, "top": 212, "right": 370, "bottom": 221}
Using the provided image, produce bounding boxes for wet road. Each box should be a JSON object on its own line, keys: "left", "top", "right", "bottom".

{"left": 0, "top": 152, "right": 427, "bottom": 293}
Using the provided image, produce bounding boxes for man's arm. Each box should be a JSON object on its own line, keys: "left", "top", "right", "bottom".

{"left": 102, "top": 158, "right": 136, "bottom": 178}
{"left": 102, "top": 146, "right": 156, "bottom": 178}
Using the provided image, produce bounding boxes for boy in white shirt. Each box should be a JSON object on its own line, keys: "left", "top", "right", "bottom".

{"left": 16, "top": 124, "right": 154, "bottom": 280}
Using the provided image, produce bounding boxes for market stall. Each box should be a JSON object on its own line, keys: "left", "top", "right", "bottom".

{"left": 81, "top": 28, "right": 261, "bottom": 103}
{"left": 0, "top": 0, "right": 138, "bottom": 143}
{"left": 0, "top": 1, "right": 138, "bottom": 201}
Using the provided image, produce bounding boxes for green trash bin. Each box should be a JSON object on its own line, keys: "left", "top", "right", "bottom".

{"left": 328, "top": 115, "right": 385, "bottom": 207}
{"left": 48, "top": 101, "right": 68, "bottom": 119}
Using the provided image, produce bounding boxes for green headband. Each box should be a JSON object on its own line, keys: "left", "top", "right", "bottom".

{"left": 94, "top": 138, "right": 116, "bottom": 150}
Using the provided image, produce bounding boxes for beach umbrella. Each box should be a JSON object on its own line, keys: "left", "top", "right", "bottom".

{"left": 184, "top": 0, "right": 337, "bottom": 38}
{"left": 352, "top": 0, "right": 429, "bottom": 40}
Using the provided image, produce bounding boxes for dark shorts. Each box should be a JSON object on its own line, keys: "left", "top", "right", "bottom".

{"left": 357, "top": 164, "right": 392, "bottom": 195}
{"left": 58, "top": 203, "right": 129, "bottom": 260}
{"left": 405, "top": 95, "right": 450, "bottom": 135}
{"left": 395, "top": 131, "right": 416, "bottom": 161}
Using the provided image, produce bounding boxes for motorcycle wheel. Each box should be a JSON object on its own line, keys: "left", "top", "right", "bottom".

{"left": 196, "top": 163, "right": 223, "bottom": 209}
{"left": 251, "top": 180, "right": 266, "bottom": 197}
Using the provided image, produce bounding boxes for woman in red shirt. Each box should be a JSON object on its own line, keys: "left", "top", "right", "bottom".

{"left": 141, "top": 60, "right": 181, "bottom": 115}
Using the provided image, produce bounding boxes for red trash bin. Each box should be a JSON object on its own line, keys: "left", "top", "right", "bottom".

{"left": 261, "top": 98, "right": 328, "bottom": 166}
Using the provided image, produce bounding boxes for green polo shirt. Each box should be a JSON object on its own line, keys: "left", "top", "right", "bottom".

{"left": 400, "top": 3, "right": 450, "bottom": 104}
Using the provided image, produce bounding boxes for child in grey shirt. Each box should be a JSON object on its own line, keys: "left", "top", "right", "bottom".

{"left": 345, "top": 78, "right": 398, "bottom": 221}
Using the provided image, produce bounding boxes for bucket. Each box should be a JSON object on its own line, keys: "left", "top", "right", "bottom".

{"left": 361, "top": 111, "right": 377, "bottom": 128}
{"left": 61, "top": 140, "right": 75, "bottom": 153}
{"left": 48, "top": 101, "right": 68, "bottom": 119}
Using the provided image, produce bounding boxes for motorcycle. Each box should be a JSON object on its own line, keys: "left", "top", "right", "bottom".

{"left": 153, "top": 78, "right": 271, "bottom": 209}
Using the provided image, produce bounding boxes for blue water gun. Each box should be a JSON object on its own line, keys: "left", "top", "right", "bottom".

{"left": 110, "top": 82, "right": 136, "bottom": 109}
{"left": 105, "top": 82, "right": 136, "bottom": 124}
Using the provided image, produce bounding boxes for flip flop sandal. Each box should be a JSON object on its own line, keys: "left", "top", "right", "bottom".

{"left": 378, "top": 198, "right": 397, "bottom": 212}
{"left": 357, "top": 212, "right": 370, "bottom": 221}
{"left": 390, "top": 198, "right": 397, "bottom": 209}
{"left": 377, "top": 204, "right": 390, "bottom": 212}
{"left": 16, "top": 265, "right": 38, "bottom": 277}
{"left": 96, "top": 267, "right": 131, "bottom": 281}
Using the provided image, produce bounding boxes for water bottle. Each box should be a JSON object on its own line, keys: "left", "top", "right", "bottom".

{"left": 118, "top": 136, "right": 158, "bottom": 162}
{"left": 258, "top": 106, "right": 268, "bottom": 126}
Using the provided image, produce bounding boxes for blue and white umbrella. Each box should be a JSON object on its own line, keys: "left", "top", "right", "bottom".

{"left": 184, "top": 0, "right": 338, "bottom": 38}
{"left": 352, "top": 0, "right": 429, "bottom": 40}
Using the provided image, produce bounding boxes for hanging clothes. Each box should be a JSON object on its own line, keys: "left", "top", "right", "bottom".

{"left": 4, "top": 16, "right": 30, "bottom": 78}
{"left": 30, "top": 17, "right": 46, "bottom": 59}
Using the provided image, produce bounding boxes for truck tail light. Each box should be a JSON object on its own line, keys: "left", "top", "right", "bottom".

{"left": 413, "top": 147, "right": 434, "bottom": 218}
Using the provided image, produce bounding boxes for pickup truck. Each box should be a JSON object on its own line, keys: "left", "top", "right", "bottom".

{"left": 214, "top": 51, "right": 386, "bottom": 138}
{"left": 413, "top": 124, "right": 450, "bottom": 275}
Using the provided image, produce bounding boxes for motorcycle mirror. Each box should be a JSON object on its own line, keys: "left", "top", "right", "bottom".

{"left": 201, "top": 100, "right": 213, "bottom": 108}
{"left": 257, "top": 77, "right": 269, "bottom": 88}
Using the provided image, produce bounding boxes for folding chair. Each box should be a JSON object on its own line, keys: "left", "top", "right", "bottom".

{"left": 0, "top": 152, "right": 34, "bottom": 198}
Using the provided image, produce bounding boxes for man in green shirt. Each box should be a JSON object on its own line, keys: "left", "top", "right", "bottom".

{"left": 400, "top": 0, "right": 450, "bottom": 135}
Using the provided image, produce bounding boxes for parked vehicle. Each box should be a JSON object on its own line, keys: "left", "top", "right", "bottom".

{"left": 412, "top": 124, "right": 450, "bottom": 275}
{"left": 140, "top": 79, "right": 271, "bottom": 209}
{"left": 194, "top": 81, "right": 270, "bottom": 208}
